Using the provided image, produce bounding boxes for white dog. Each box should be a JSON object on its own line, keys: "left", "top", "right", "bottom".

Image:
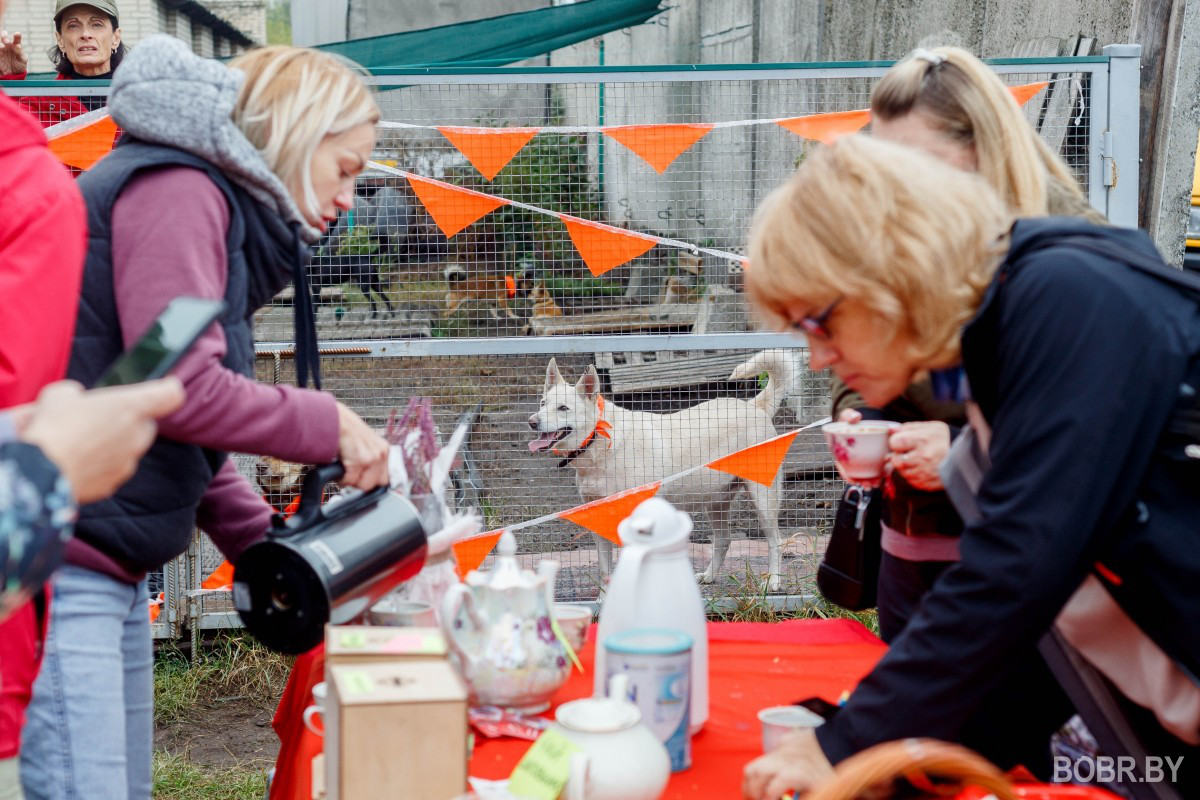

{"left": 528, "top": 350, "right": 797, "bottom": 591}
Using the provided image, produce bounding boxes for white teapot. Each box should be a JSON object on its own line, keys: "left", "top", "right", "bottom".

{"left": 551, "top": 674, "right": 670, "bottom": 800}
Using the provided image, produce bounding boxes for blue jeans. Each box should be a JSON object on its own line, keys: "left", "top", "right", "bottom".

{"left": 19, "top": 565, "right": 152, "bottom": 800}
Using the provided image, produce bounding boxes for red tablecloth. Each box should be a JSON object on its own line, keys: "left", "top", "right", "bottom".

{"left": 270, "top": 619, "right": 1120, "bottom": 800}
{"left": 469, "top": 619, "right": 886, "bottom": 799}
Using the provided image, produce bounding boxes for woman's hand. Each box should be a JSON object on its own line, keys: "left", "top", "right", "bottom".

{"left": 836, "top": 408, "right": 863, "bottom": 424}
{"left": 0, "top": 30, "right": 27, "bottom": 75}
{"left": 887, "top": 421, "right": 950, "bottom": 491}
{"left": 19, "top": 379, "right": 185, "bottom": 503}
{"left": 742, "top": 728, "right": 834, "bottom": 800}
{"left": 335, "top": 401, "right": 390, "bottom": 490}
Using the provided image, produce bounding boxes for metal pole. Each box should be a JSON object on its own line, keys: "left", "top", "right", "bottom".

{"left": 1102, "top": 44, "right": 1142, "bottom": 227}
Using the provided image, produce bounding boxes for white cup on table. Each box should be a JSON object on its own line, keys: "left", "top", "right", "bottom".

{"left": 303, "top": 681, "right": 327, "bottom": 737}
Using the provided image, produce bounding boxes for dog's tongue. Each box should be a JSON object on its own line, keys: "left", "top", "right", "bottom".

{"left": 529, "top": 432, "right": 559, "bottom": 453}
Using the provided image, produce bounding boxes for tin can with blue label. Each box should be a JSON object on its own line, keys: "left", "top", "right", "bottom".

{"left": 604, "top": 628, "right": 692, "bottom": 771}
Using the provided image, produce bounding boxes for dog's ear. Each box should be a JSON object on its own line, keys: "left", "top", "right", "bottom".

{"left": 545, "top": 359, "right": 564, "bottom": 391}
{"left": 576, "top": 365, "right": 600, "bottom": 401}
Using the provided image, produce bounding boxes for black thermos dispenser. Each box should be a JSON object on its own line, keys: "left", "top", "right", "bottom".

{"left": 233, "top": 463, "right": 429, "bottom": 654}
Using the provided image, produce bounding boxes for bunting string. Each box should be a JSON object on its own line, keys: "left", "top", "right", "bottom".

{"left": 378, "top": 81, "right": 1054, "bottom": 136}
{"left": 368, "top": 160, "right": 747, "bottom": 269}
{"left": 452, "top": 417, "right": 831, "bottom": 573}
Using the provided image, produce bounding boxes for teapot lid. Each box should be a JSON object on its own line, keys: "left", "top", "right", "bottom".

{"left": 555, "top": 695, "right": 641, "bottom": 733}
{"left": 616, "top": 497, "right": 692, "bottom": 553}
{"left": 467, "top": 529, "right": 539, "bottom": 590}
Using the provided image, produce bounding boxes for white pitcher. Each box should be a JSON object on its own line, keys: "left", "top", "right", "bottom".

{"left": 594, "top": 498, "right": 708, "bottom": 732}
{"left": 552, "top": 674, "right": 670, "bottom": 800}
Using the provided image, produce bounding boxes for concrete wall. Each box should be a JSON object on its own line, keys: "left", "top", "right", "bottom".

{"left": 204, "top": 0, "right": 267, "bottom": 45}
{"left": 290, "top": 0, "right": 346, "bottom": 46}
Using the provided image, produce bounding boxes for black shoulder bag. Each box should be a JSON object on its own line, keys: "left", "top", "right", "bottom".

{"left": 817, "top": 484, "right": 883, "bottom": 611}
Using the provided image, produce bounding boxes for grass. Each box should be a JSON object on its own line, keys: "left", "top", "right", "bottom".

{"left": 153, "top": 635, "right": 291, "bottom": 799}
{"left": 155, "top": 634, "right": 293, "bottom": 725}
{"left": 705, "top": 566, "right": 879, "bottom": 636}
{"left": 152, "top": 751, "right": 268, "bottom": 800}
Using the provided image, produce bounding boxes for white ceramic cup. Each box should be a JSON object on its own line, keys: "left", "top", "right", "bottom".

{"left": 366, "top": 598, "right": 437, "bottom": 627}
{"left": 757, "top": 705, "right": 825, "bottom": 752}
{"left": 822, "top": 421, "right": 901, "bottom": 486}
{"left": 303, "top": 681, "right": 327, "bottom": 737}
{"left": 553, "top": 603, "right": 593, "bottom": 651}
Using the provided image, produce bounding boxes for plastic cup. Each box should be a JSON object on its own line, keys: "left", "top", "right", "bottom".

{"left": 758, "top": 705, "right": 825, "bottom": 752}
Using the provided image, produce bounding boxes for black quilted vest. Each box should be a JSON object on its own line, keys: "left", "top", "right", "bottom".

{"left": 68, "top": 141, "right": 302, "bottom": 572}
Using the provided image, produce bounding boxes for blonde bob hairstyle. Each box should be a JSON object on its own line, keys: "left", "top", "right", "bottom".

{"left": 229, "top": 46, "right": 380, "bottom": 219}
{"left": 872, "top": 46, "right": 1095, "bottom": 219}
{"left": 747, "top": 135, "right": 1012, "bottom": 369}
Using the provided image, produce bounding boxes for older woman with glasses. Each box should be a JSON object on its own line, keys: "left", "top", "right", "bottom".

{"left": 741, "top": 134, "right": 1200, "bottom": 799}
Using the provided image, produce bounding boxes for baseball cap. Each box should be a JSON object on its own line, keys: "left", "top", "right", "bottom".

{"left": 54, "top": 0, "right": 120, "bottom": 24}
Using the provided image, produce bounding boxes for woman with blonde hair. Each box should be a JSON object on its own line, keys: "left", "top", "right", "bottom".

{"left": 19, "top": 37, "right": 390, "bottom": 799}
{"left": 833, "top": 47, "right": 1101, "bottom": 649}
{"left": 742, "top": 135, "right": 1200, "bottom": 799}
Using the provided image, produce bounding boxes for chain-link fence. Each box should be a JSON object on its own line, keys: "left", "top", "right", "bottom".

{"left": 1, "top": 52, "right": 1141, "bottom": 640}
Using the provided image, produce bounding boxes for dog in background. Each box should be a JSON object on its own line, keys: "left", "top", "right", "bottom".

{"left": 443, "top": 264, "right": 534, "bottom": 319}
{"left": 254, "top": 457, "right": 310, "bottom": 511}
{"left": 528, "top": 350, "right": 798, "bottom": 591}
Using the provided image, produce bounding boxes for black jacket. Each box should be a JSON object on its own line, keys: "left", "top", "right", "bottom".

{"left": 817, "top": 218, "right": 1200, "bottom": 761}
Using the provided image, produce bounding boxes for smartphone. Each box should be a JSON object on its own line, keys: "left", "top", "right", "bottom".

{"left": 93, "top": 297, "right": 226, "bottom": 388}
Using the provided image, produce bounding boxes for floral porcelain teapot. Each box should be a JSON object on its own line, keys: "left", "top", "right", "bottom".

{"left": 551, "top": 673, "right": 671, "bottom": 800}
{"left": 439, "top": 530, "right": 570, "bottom": 712}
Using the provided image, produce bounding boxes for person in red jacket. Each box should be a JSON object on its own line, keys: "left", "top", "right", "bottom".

{"left": 0, "top": 0, "right": 126, "bottom": 127}
{"left": 0, "top": 23, "right": 88, "bottom": 797}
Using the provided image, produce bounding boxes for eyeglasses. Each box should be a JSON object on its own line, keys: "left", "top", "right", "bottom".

{"left": 790, "top": 297, "right": 841, "bottom": 341}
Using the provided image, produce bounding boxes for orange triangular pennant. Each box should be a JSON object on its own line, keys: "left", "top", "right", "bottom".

{"left": 559, "top": 482, "right": 662, "bottom": 545}
{"left": 406, "top": 173, "right": 508, "bottom": 237}
{"left": 201, "top": 560, "right": 235, "bottom": 590}
{"left": 776, "top": 109, "right": 871, "bottom": 145}
{"left": 437, "top": 126, "right": 541, "bottom": 181}
{"left": 707, "top": 431, "right": 799, "bottom": 487}
{"left": 47, "top": 114, "right": 118, "bottom": 170}
{"left": 560, "top": 215, "right": 659, "bottom": 277}
{"left": 603, "top": 123, "right": 714, "bottom": 173}
{"left": 1009, "top": 81, "right": 1049, "bottom": 107}
{"left": 453, "top": 530, "right": 504, "bottom": 579}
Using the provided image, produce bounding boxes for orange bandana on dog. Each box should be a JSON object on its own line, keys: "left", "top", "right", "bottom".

{"left": 553, "top": 395, "right": 613, "bottom": 456}
{"left": 505, "top": 274, "right": 517, "bottom": 298}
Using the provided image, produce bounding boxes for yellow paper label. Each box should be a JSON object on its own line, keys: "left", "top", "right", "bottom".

{"left": 508, "top": 729, "right": 580, "bottom": 800}
{"left": 342, "top": 671, "right": 374, "bottom": 695}
{"left": 338, "top": 631, "right": 368, "bottom": 650}
{"left": 550, "top": 616, "right": 584, "bottom": 673}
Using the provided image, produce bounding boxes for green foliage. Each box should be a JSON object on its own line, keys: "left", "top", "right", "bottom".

{"left": 266, "top": 0, "right": 291, "bottom": 46}
{"left": 541, "top": 276, "right": 626, "bottom": 296}
{"left": 152, "top": 751, "right": 267, "bottom": 800}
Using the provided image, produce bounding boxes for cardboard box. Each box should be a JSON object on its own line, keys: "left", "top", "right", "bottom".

{"left": 325, "top": 660, "right": 469, "bottom": 800}
{"left": 325, "top": 625, "right": 448, "bottom": 676}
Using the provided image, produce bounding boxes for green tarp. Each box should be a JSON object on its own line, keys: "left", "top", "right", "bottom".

{"left": 315, "top": 0, "right": 664, "bottom": 69}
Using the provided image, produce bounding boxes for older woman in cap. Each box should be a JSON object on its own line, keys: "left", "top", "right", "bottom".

{"left": 741, "top": 134, "right": 1200, "bottom": 798}
{"left": 0, "top": 1, "right": 126, "bottom": 124}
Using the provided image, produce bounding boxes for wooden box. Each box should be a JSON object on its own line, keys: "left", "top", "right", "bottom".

{"left": 324, "top": 625, "right": 448, "bottom": 678}
{"left": 325, "top": 660, "right": 469, "bottom": 800}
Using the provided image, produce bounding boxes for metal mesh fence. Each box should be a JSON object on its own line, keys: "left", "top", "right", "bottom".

{"left": 0, "top": 57, "right": 1127, "bottom": 636}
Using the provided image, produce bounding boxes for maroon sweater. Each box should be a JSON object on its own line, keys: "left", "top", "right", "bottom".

{"left": 65, "top": 166, "right": 340, "bottom": 582}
